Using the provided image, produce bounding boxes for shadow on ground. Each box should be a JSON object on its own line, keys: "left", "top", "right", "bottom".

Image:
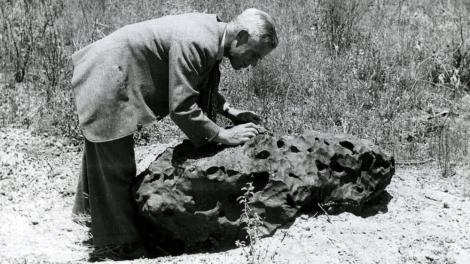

{"left": 321, "top": 190, "right": 393, "bottom": 218}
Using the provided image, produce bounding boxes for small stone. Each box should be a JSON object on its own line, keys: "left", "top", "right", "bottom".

{"left": 443, "top": 202, "right": 450, "bottom": 208}
{"left": 445, "top": 237, "right": 455, "bottom": 243}
{"left": 32, "top": 221, "right": 39, "bottom": 225}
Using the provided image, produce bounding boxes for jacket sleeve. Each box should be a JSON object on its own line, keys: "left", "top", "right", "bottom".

{"left": 168, "top": 41, "right": 221, "bottom": 147}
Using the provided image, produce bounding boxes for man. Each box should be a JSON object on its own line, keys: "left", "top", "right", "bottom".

{"left": 71, "top": 8, "right": 278, "bottom": 261}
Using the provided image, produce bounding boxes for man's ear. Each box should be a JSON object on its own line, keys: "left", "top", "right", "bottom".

{"left": 235, "top": 30, "right": 249, "bottom": 47}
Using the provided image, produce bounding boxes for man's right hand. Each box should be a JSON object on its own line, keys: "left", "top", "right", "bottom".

{"left": 213, "top": 123, "right": 261, "bottom": 146}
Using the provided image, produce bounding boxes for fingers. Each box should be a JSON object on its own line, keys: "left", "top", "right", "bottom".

{"left": 240, "top": 137, "right": 252, "bottom": 143}
{"left": 242, "top": 131, "right": 257, "bottom": 138}
{"left": 244, "top": 127, "right": 259, "bottom": 134}
{"left": 241, "top": 122, "right": 258, "bottom": 129}
{"left": 241, "top": 123, "right": 266, "bottom": 133}
{"left": 222, "top": 122, "right": 266, "bottom": 146}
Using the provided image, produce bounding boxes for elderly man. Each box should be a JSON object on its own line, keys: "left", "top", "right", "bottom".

{"left": 71, "top": 8, "right": 278, "bottom": 260}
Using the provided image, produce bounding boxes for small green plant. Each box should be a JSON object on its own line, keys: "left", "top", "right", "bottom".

{"left": 236, "top": 182, "right": 263, "bottom": 264}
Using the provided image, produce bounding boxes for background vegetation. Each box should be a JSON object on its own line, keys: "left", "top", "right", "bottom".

{"left": 1, "top": 0, "right": 469, "bottom": 173}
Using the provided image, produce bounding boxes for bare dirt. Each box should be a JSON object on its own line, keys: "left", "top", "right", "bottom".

{"left": 1, "top": 127, "right": 469, "bottom": 264}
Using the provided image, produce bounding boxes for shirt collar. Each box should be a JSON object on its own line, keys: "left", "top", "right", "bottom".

{"left": 216, "top": 27, "right": 226, "bottom": 61}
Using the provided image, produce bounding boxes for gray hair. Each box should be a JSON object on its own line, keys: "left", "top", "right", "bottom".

{"left": 231, "top": 8, "right": 279, "bottom": 49}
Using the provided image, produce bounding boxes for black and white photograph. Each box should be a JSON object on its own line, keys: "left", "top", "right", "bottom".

{"left": 1, "top": 0, "right": 469, "bottom": 263}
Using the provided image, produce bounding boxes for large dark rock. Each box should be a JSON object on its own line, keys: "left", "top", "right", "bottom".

{"left": 133, "top": 131, "right": 395, "bottom": 254}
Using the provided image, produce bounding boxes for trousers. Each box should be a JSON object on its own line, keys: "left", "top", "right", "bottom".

{"left": 72, "top": 135, "right": 141, "bottom": 247}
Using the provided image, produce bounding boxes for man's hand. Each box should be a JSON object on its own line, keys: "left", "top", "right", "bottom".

{"left": 226, "top": 107, "right": 262, "bottom": 125}
{"left": 213, "top": 123, "right": 260, "bottom": 146}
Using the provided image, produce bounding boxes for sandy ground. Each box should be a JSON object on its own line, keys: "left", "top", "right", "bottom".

{"left": 1, "top": 127, "right": 469, "bottom": 264}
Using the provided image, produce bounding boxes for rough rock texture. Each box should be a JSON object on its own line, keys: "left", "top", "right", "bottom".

{"left": 133, "top": 131, "right": 395, "bottom": 254}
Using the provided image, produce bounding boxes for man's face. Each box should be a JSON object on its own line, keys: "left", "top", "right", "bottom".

{"left": 228, "top": 32, "right": 273, "bottom": 70}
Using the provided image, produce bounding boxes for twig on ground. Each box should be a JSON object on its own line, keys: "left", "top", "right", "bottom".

{"left": 46, "top": 159, "right": 53, "bottom": 171}
{"left": 317, "top": 203, "right": 332, "bottom": 224}
{"left": 424, "top": 195, "right": 440, "bottom": 202}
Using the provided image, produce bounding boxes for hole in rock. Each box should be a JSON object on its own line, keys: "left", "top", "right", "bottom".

{"left": 163, "top": 173, "right": 175, "bottom": 180}
{"left": 339, "top": 141, "right": 355, "bottom": 152}
{"left": 286, "top": 194, "right": 296, "bottom": 208}
{"left": 206, "top": 166, "right": 219, "bottom": 175}
{"left": 255, "top": 150, "right": 271, "bottom": 159}
{"left": 331, "top": 158, "right": 344, "bottom": 172}
{"left": 277, "top": 140, "right": 285, "bottom": 148}
{"left": 227, "top": 170, "right": 239, "bottom": 177}
{"left": 219, "top": 166, "right": 226, "bottom": 173}
{"left": 340, "top": 173, "right": 357, "bottom": 184}
{"left": 290, "top": 146, "right": 300, "bottom": 153}
{"left": 252, "top": 172, "right": 270, "bottom": 191}
{"left": 288, "top": 172, "right": 300, "bottom": 179}
{"left": 360, "top": 153, "right": 374, "bottom": 171}
{"left": 148, "top": 174, "right": 161, "bottom": 183}
{"left": 315, "top": 160, "right": 328, "bottom": 171}
{"left": 355, "top": 186, "right": 364, "bottom": 193}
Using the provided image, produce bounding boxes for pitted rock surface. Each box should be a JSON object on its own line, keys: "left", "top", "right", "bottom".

{"left": 133, "top": 131, "right": 395, "bottom": 254}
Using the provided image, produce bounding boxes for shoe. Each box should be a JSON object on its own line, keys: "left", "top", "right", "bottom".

{"left": 89, "top": 242, "right": 157, "bottom": 262}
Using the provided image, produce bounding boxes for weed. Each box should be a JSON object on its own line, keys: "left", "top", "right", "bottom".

{"left": 236, "top": 182, "right": 264, "bottom": 264}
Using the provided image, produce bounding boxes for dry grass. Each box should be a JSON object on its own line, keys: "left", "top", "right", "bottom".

{"left": 1, "top": 0, "right": 469, "bottom": 163}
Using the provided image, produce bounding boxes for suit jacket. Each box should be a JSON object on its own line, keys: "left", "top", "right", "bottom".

{"left": 71, "top": 13, "right": 226, "bottom": 147}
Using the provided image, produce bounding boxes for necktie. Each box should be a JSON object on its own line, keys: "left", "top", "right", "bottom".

{"left": 204, "top": 60, "right": 221, "bottom": 123}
